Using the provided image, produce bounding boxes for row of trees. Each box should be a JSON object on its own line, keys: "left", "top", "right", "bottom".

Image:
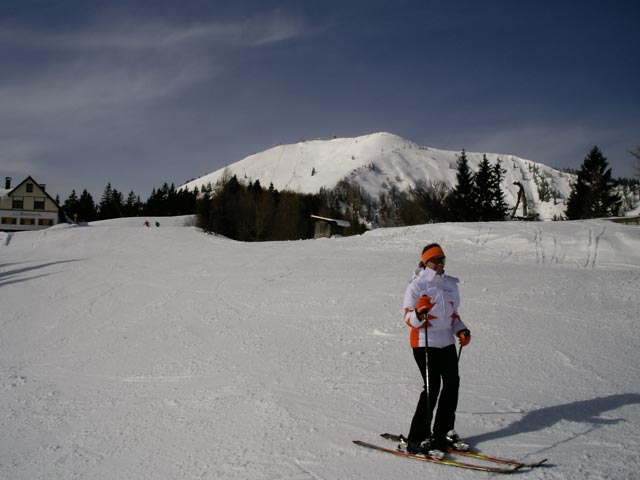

{"left": 61, "top": 182, "right": 197, "bottom": 222}
{"left": 381, "top": 146, "right": 637, "bottom": 225}
{"left": 449, "top": 151, "right": 509, "bottom": 221}
{"left": 60, "top": 145, "right": 637, "bottom": 238}
{"left": 196, "top": 173, "right": 367, "bottom": 241}
{"left": 376, "top": 152, "right": 510, "bottom": 226}
{"left": 194, "top": 145, "right": 636, "bottom": 239}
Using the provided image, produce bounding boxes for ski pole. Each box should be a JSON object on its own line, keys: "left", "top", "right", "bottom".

{"left": 458, "top": 344, "right": 463, "bottom": 361}
{"left": 424, "top": 320, "right": 432, "bottom": 439}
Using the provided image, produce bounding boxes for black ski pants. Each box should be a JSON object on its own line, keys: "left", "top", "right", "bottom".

{"left": 407, "top": 344, "right": 460, "bottom": 443}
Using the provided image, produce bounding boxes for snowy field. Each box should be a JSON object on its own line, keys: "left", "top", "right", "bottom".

{"left": 1, "top": 217, "right": 639, "bottom": 480}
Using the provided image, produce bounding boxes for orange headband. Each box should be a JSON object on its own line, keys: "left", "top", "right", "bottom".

{"left": 421, "top": 246, "right": 445, "bottom": 265}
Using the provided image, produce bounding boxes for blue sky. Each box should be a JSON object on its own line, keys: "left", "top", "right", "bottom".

{"left": 1, "top": 0, "right": 638, "bottom": 201}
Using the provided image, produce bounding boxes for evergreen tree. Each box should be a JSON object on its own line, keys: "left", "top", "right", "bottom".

{"left": 196, "top": 185, "right": 214, "bottom": 232}
{"left": 145, "top": 183, "right": 172, "bottom": 216}
{"left": 123, "top": 191, "right": 143, "bottom": 217}
{"left": 210, "top": 175, "right": 243, "bottom": 239}
{"left": 490, "top": 159, "right": 509, "bottom": 220}
{"left": 473, "top": 155, "right": 494, "bottom": 221}
{"left": 98, "top": 183, "right": 124, "bottom": 219}
{"left": 63, "top": 190, "right": 80, "bottom": 219}
{"left": 112, "top": 189, "right": 124, "bottom": 217}
{"left": 270, "top": 191, "right": 302, "bottom": 240}
{"left": 77, "top": 189, "right": 97, "bottom": 222}
{"left": 566, "top": 146, "right": 621, "bottom": 219}
{"left": 144, "top": 183, "right": 196, "bottom": 217}
{"left": 98, "top": 183, "right": 113, "bottom": 219}
{"left": 99, "top": 183, "right": 112, "bottom": 207}
{"left": 63, "top": 189, "right": 97, "bottom": 222}
{"left": 449, "top": 150, "right": 476, "bottom": 221}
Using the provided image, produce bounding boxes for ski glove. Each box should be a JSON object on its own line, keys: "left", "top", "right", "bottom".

{"left": 415, "top": 295, "right": 434, "bottom": 324}
{"left": 457, "top": 328, "right": 471, "bottom": 346}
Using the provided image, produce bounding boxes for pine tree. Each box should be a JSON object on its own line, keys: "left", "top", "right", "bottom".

{"left": 63, "top": 190, "right": 80, "bottom": 220}
{"left": 473, "top": 155, "right": 494, "bottom": 221}
{"left": 490, "top": 159, "right": 509, "bottom": 220}
{"left": 78, "top": 189, "right": 97, "bottom": 222}
{"left": 98, "top": 183, "right": 124, "bottom": 219}
{"left": 124, "top": 191, "right": 143, "bottom": 217}
{"left": 112, "top": 189, "right": 124, "bottom": 217}
{"left": 196, "top": 188, "right": 214, "bottom": 233}
{"left": 566, "top": 146, "right": 621, "bottom": 219}
{"left": 98, "top": 183, "right": 113, "bottom": 219}
{"left": 210, "top": 175, "right": 243, "bottom": 239}
{"left": 449, "top": 150, "right": 476, "bottom": 221}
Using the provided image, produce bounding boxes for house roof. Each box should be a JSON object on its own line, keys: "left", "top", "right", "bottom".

{"left": 310, "top": 214, "right": 350, "bottom": 228}
{"left": 4, "top": 176, "right": 60, "bottom": 207}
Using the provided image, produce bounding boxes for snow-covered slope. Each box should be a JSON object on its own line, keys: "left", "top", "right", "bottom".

{"left": 1, "top": 218, "right": 639, "bottom": 479}
{"left": 182, "top": 132, "right": 576, "bottom": 220}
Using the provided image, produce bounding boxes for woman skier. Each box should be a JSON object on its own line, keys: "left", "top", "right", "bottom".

{"left": 403, "top": 243, "right": 471, "bottom": 458}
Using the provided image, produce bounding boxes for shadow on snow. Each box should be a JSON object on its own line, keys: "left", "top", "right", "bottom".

{"left": 466, "top": 393, "right": 640, "bottom": 447}
{"left": 0, "top": 260, "right": 83, "bottom": 287}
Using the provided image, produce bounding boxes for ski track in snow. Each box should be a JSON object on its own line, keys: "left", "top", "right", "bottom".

{"left": 1, "top": 217, "right": 639, "bottom": 480}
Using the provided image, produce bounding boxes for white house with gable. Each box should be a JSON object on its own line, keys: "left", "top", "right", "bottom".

{"left": 0, "top": 176, "right": 60, "bottom": 231}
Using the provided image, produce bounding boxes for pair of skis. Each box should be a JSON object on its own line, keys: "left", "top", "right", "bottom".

{"left": 353, "top": 433, "right": 548, "bottom": 474}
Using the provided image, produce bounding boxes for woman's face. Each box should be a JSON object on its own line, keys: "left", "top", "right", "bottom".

{"left": 426, "top": 256, "right": 445, "bottom": 275}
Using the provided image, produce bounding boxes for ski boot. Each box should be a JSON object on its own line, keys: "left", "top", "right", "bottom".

{"left": 405, "top": 439, "right": 445, "bottom": 460}
{"left": 445, "top": 429, "right": 470, "bottom": 451}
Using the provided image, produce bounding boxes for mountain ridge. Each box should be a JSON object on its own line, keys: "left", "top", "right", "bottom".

{"left": 182, "top": 132, "right": 576, "bottom": 220}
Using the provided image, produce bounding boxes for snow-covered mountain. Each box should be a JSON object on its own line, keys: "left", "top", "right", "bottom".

{"left": 182, "top": 132, "right": 576, "bottom": 220}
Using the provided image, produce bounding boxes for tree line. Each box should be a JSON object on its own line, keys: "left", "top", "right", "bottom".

{"left": 196, "top": 172, "right": 367, "bottom": 241}
{"left": 377, "top": 146, "right": 637, "bottom": 225}
{"left": 60, "top": 182, "right": 197, "bottom": 223}
{"left": 377, "top": 151, "right": 511, "bottom": 226}
{"left": 59, "top": 145, "right": 638, "bottom": 237}
{"left": 193, "top": 153, "right": 512, "bottom": 241}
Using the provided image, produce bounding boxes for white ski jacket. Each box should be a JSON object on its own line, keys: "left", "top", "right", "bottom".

{"left": 403, "top": 267, "right": 466, "bottom": 348}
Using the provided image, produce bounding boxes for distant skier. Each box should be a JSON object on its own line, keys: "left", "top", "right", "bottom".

{"left": 143, "top": 220, "right": 150, "bottom": 227}
{"left": 403, "top": 243, "right": 471, "bottom": 458}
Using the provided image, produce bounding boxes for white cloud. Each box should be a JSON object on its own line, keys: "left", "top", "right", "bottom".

{"left": 0, "top": 11, "right": 307, "bottom": 51}
{"left": 0, "top": 56, "right": 214, "bottom": 118}
{"left": 0, "top": 10, "right": 308, "bottom": 120}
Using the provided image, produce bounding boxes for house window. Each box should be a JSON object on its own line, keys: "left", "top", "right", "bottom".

{"left": 39, "top": 218, "right": 54, "bottom": 226}
{"left": 20, "top": 218, "right": 36, "bottom": 226}
{"left": 1, "top": 217, "right": 17, "bottom": 225}
{"left": 12, "top": 199, "right": 24, "bottom": 209}
{"left": 34, "top": 199, "right": 45, "bottom": 210}
{"left": 26, "top": 183, "right": 34, "bottom": 193}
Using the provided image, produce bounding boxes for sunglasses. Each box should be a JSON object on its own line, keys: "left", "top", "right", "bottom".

{"left": 427, "top": 256, "right": 446, "bottom": 265}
